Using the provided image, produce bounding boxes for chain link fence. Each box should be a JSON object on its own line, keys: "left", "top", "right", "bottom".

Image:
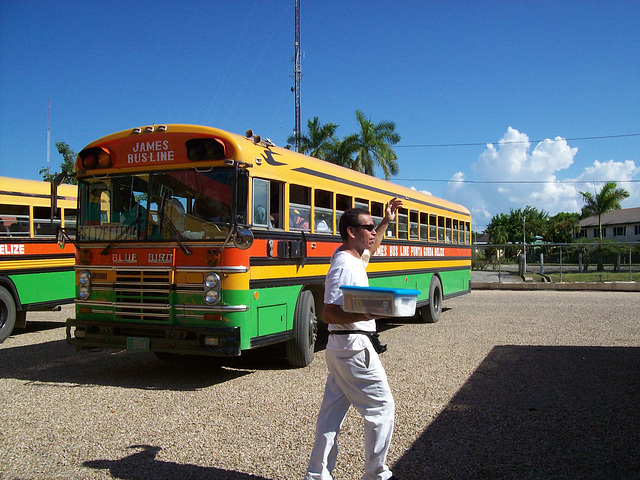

{"left": 472, "top": 241, "right": 640, "bottom": 282}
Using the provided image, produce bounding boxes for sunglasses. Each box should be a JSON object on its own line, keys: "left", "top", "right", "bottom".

{"left": 354, "top": 223, "right": 376, "bottom": 231}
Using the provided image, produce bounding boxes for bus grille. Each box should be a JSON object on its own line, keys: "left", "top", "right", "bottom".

{"left": 114, "top": 269, "right": 171, "bottom": 322}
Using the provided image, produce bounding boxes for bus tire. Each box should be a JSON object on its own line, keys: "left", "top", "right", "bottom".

{"left": 418, "top": 276, "right": 442, "bottom": 323}
{"left": 286, "top": 289, "right": 317, "bottom": 367}
{"left": 0, "top": 286, "right": 17, "bottom": 343}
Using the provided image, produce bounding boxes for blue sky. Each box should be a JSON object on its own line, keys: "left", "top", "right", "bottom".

{"left": 1, "top": 0, "right": 638, "bottom": 230}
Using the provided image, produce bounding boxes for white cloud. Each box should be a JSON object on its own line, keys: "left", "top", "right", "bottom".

{"left": 409, "top": 185, "right": 432, "bottom": 196}
{"left": 442, "top": 127, "right": 639, "bottom": 231}
{"left": 574, "top": 159, "right": 639, "bottom": 205}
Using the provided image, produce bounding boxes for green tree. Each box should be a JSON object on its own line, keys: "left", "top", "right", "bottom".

{"left": 485, "top": 206, "right": 548, "bottom": 262}
{"left": 39, "top": 141, "right": 77, "bottom": 185}
{"left": 579, "top": 182, "right": 630, "bottom": 242}
{"left": 547, "top": 211, "right": 580, "bottom": 243}
{"left": 351, "top": 109, "right": 400, "bottom": 180}
{"left": 486, "top": 206, "right": 549, "bottom": 244}
{"left": 287, "top": 117, "right": 338, "bottom": 159}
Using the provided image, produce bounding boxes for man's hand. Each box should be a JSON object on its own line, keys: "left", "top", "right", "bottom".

{"left": 368, "top": 197, "right": 404, "bottom": 256}
{"left": 323, "top": 303, "right": 375, "bottom": 324}
{"left": 384, "top": 197, "right": 403, "bottom": 223}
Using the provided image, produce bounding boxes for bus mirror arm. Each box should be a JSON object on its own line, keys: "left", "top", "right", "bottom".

{"left": 50, "top": 172, "right": 78, "bottom": 250}
{"left": 50, "top": 173, "right": 67, "bottom": 228}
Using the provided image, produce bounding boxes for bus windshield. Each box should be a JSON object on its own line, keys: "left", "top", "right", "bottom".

{"left": 77, "top": 168, "right": 235, "bottom": 242}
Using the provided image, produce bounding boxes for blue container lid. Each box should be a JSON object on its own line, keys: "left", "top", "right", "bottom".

{"left": 340, "top": 285, "right": 421, "bottom": 296}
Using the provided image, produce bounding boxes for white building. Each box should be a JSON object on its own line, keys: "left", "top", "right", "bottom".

{"left": 576, "top": 207, "right": 640, "bottom": 242}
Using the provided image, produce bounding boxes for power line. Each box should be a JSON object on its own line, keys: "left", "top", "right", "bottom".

{"left": 392, "top": 178, "right": 640, "bottom": 184}
{"left": 395, "top": 133, "right": 640, "bottom": 148}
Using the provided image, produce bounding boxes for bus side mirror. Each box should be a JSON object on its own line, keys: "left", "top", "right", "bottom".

{"left": 233, "top": 227, "right": 254, "bottom": 250}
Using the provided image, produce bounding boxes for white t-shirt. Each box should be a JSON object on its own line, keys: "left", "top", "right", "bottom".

{"left": 324, "top": 248, "right": 376, "bottom": 351}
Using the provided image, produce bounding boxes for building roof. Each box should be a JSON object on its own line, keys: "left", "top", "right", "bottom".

{"left": 579, "top": 206, "right": 640, "bottom": 227}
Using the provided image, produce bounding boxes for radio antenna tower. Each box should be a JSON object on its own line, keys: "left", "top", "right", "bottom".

{"left": 47, "top": 99, "right": 51, "bottom": 171}
{"left": 293, "top": 0, "right": 301, "bottom": 151}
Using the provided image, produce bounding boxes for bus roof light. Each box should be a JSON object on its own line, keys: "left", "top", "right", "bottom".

{"left": 79, "top": 147, "right": 111, "bottom": 169}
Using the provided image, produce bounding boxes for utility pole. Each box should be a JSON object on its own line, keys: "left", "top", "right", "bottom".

{"left": 293, "top": 0, "right": 301, "bottom": 151}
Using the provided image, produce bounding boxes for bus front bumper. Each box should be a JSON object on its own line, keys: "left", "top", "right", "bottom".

{"left": 66, "top": 318, "right": 241, "bottom": 357}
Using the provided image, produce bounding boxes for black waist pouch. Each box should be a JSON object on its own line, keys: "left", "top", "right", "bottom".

{"left": 330, "top": 330, "right": 387, "bottom": 355}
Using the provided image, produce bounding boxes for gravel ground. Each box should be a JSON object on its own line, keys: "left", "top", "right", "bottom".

{"left": 1, "top": 290, "right": 639, "bottom": 480}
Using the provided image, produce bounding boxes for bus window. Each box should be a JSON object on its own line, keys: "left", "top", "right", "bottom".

{"left": 371, "top": 201, "right": 383, "bottom": 227}
{"left": 64, "top": 208, "right": 77, "bottom": 238}
{"left": 1, "top": 205, "right": 30, "bottom": 237}
{"left": 270, "top": 180, "right": 284, "bottom": 228}
{"left": 453, "top": 220, "right": 459, "bottom": 244}
{"left": 438, "top": 216, "right": 445, "bottom": 242}
{"left": 336, "top": 194, "right": 351, "bottom": 228}
{"left": 34, "top": 206, "right": 58, "bottom": 237}
{"left": 410, "top": 211, "right": 419, "bottom": 240}
{"left": 398, "top": 209, "right": 408, "bottom": 240}
{"left": 252, "top": 178, "right": 269, "bottom": 227}
{"left": 464, "top": 222, "right": 470, "bottom": 244}
{"left": 314, "top": 189, "right": 333, "bottom": 233}
{"left": 290, "top": 184, "right": 310, "bottom": 231}
{"left": 419, "top": 212, "right": 428, "bottom": 240}
{"left": 446, "top": 218, "right": 452, "bottom": 243}
{"left": 430, "top": 214, "right": 437, "bottom": 242}
{"left": 355, "top": 198, "right": 369, "bottom": 210}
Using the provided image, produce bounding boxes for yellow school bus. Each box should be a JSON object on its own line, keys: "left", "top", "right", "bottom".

{"left": 0, "top": 176, "right": 76, "bottom": 341}
{"left": 63, "top": 124, "right": 471, "bottom": 366}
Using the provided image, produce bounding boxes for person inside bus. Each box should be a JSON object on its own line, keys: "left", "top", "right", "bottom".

{"left": 165, "top": 198, "right": 185, "bottom": 231}
{"left": 291, "top": 208, "right": 310, "bottom": 230}
{"left": 304, "top": 197, "right": 403, "bottom": 480}
{"left": 315, "top": 213, "right": 331, "bottom": 233}
{"left": 193, "top": 197, "right": 229, "bottom": 223}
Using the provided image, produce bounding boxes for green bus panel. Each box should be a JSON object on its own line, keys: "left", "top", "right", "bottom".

{"left": 369, "top": 269, "right": 471, "bottom": 301}
{"left": 10, "top": 270, "right": 75, "bottom": 305}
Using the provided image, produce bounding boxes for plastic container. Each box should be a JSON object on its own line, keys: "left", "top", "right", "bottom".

{"left": 340, "top": 285, "right": 421, "bottom": 317}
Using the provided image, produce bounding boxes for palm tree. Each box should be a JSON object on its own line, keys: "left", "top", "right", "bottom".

{"left": 325, "top": 134, "right": 358, "bottom": 168}
{"left": 287, "top": 117, "right": 338, "bottom": 159}
{"left": 351, "top": 110, "right": 401, "bottom": 180}
{"left": 580, "top": 182, "right": 630, "bottom": 271}
{"left": 580, "top": 182, "right": 630, "bottom": 242}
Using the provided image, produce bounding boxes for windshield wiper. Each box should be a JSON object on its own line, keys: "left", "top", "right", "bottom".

{"left": 160, "top": 213, "right": 191, "bottom": 255}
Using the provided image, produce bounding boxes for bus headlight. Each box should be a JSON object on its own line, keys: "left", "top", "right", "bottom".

{"left": 204, "top": 272, "right": 220, "bottom": 305}
{"left": 78, "top": 270, "right": 91, "bottom": 299}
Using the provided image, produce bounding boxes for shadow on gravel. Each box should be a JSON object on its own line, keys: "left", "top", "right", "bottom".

{"left": 9, "top": 320, "right": 66, "bottom": 336}
{"left": 0, "top": 339, "right": 254, "bottom": 391}
{"left": 392, "top": 345, "right": 640, "bottom": 480}
{"left": 83, "top": 444, "right": 270, "bottom": 480}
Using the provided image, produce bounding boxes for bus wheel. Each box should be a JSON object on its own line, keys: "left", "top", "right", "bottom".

{"left": 0, "top": 286, "right": 17, "bottom": 343}
{"left": 417, "top": 276, "right": 442, "bottom": 324}
{"left": 286, "top": 289, "right": 317, "bottom": 367}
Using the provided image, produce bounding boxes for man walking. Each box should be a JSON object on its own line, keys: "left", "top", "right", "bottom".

{"left": 304, "top": 197, "right": 403, "bottom": 480}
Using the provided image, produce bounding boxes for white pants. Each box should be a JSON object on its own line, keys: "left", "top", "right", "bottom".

{"left": 305, "top": 345, "right": 395, "bottom": 480}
